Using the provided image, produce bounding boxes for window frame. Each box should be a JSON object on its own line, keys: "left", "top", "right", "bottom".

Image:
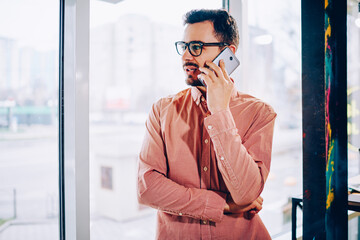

{"left": 59, "top": 0, "right": 90, "bottom": 239}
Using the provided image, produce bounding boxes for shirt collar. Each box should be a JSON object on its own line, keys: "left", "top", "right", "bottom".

{"left": 191, "top": 87, "right": 203, "bottom": 106}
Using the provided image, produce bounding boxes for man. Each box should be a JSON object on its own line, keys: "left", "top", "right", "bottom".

{"left": 137, "top": 9, "right": 276, "bottom": 239}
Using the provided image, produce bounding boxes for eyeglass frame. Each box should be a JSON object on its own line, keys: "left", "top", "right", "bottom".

{"left": 175, "top": 41, "right": 229, "bottom": 57}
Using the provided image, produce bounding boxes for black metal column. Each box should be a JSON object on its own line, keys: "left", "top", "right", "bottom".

{"left": 302, "top": 0, "right": 347, "bottom": 239}
{"left": 59, "top": 0, "right": 65, "bottom": 239}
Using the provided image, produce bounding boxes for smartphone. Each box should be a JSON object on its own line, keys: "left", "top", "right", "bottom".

{"left": 212, "top": 47, "right": 240, "bottom": 75}
{"left": 199, "top": 47, "right": 240, "bottom": 87}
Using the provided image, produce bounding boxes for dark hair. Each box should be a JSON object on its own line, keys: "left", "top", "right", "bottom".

{"left": 183, "top": 9, "right": 239, "bottom": 48}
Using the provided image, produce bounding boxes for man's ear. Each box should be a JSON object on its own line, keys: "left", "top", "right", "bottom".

{"left": 229, "top": 45, "right": 236, "bottom": 54}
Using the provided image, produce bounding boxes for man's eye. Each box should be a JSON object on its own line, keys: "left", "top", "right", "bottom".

{"left": 191, "top": 45, "right": 201, "bottom": 51}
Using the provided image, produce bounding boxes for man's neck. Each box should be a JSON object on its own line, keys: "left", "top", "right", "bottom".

{"left": 196, "top": 86, "right": 207, "bottom": 98}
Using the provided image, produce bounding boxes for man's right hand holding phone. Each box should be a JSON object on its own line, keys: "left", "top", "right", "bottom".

{"left": 198, "top": 60, "right": 234, "bottom": 115}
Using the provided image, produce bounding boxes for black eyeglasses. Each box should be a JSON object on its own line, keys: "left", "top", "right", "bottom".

{"left": 175, "top": 41, "right": 229, "bottom": 57}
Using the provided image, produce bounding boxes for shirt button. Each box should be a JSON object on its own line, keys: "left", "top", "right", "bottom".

{"left": 201, "top": 96, "right": 205, "bottom": 102}
{"left": 202, "top": 220, "right": 207, "bottom": 224}
{"left": 208, "top": 125, "right": 213, "bottom": 130}
{"left": 179, "top": 212, "right": 183, "bottom": 216}
{"left": 204, "top": 139, "right": 209, "bottom": 144}
{"left": 220, "top": 156, "right": 224, "bottom": 160}
{"left": 203, "top": 166, "right": 208, "bottom": 172}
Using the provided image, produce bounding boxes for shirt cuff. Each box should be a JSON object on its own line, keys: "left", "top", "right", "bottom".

{"left": 202, "top": 191, "right": 227, "bottom": 223}
{"left": 204, "top": 109, "right": 237, "bottom": 138}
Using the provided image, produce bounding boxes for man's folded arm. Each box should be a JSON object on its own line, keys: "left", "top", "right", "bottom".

{"left": 137, "top": 101, "right": 227, "bottom": 222}
{"left": 204, "top": 104, "right": 276, "bottom": 207}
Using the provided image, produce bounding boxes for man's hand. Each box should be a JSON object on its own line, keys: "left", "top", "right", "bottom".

{"left": 224, "top": 195, "right": 263, "bottom": 218}
{"left": 198, "top": 60, "right": 234, "bottom": 114}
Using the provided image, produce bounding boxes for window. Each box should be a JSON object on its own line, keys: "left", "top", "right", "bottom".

{"left": 89, "top": 1, "right": 222, "bottom": 239}
{"left": 347, "top": 0, "right": 360, "bottom": 179}
{"left": 347, "top": 0, "right": 360, "bottom": 237}
{"left": 245, "top": 0, "right": 302, "bottom": 237}
{"left": 0, "top": 1, "right": 59, "bottom": 239}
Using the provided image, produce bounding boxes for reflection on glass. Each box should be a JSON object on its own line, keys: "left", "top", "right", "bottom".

{"left": 247, "top": 0, "right": 302, "bottom": 237}
{"left": 89, "top": 0, "right": 222, "bottom": 239}
{"left": 0, "top": 1, "right": 59, "bottom": 239}
{"left": 101, "top": 166, "right": 113, "bottom": 190}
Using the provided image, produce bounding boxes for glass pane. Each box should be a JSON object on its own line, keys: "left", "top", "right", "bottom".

{"left": 89, "top": 1, "right": 222, "bottom": 239}
{"left": 347, "top": 1, "right": 360, "bottom": 238}
{"left": 247, "top": 0, "right": 302, "bottom": 238}
{"left": 0, "top": 1, "right": 59, "bottom": 240}
{"left": 347, "top": 0, "right": 360, "bottom": 178}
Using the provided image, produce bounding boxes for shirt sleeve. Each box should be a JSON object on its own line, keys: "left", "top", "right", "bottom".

{"left": 204, "top": 104, "right": 276, "bottom": 206}
{"left": 137, "top": 100, "right": 227, "bottom": 222}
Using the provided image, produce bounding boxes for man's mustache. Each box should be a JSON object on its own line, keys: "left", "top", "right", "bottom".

{"left": 183, "top": 62, "right": 199, "bottom": 68}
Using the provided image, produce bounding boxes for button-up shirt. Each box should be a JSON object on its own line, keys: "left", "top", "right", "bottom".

{"left": 138, "top": 87, "right": 276, "bottom": 239}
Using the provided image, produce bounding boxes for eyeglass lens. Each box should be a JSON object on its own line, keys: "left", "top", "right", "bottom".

{"left": 189, "top": 42, "right": 202, "bottom": 56}
{"left": 176, "top": 42, "right": 202, "bottom": 56}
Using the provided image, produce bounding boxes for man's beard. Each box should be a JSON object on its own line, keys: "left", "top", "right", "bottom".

{"left": 183, "top": 62, "right": 203, "bottom": 86}
{"left": 185, "top": 75, "right": 203, "bottom": 86}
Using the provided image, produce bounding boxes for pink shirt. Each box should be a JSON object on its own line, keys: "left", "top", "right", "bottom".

{"left": 138, "top": 87, "right": 276, "bottom": 239}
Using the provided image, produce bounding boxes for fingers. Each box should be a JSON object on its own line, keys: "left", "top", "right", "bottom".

{"left": 250, "top": 201, "right": 262, "bottom": 212}
{"left": 241, "top": 202, "right": 257, "bottom": 212}
{"left": 255, "top": 196, "right": 263, "bottom": 209}
{"left": 257, "top": 196, "right": 264, "bottom": 205}
{"left": 198, "top": 60, "right": 230, "bottom": 86}
{"left": 225, "top": 195, "right": 264, "bottom": 215}
{"left": 205, "top": 61, "right": 226, "bottom": 80}
{"left": 254, "top": 202, "right": 262, "bottom": 212}
{"left": 219, "top": 60, "right": 231, "bottom": 81}
{"left": 223, "top": 202, "right": 230, "bottom": 213}
{"left": 243, "top": 196, "right": 263, "bottom": 213}
{"left": 254, "top": 196, "right": 263, "bottom": 213}
{"left": 198, "top": 66, "right": 216, "bottom": 85}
